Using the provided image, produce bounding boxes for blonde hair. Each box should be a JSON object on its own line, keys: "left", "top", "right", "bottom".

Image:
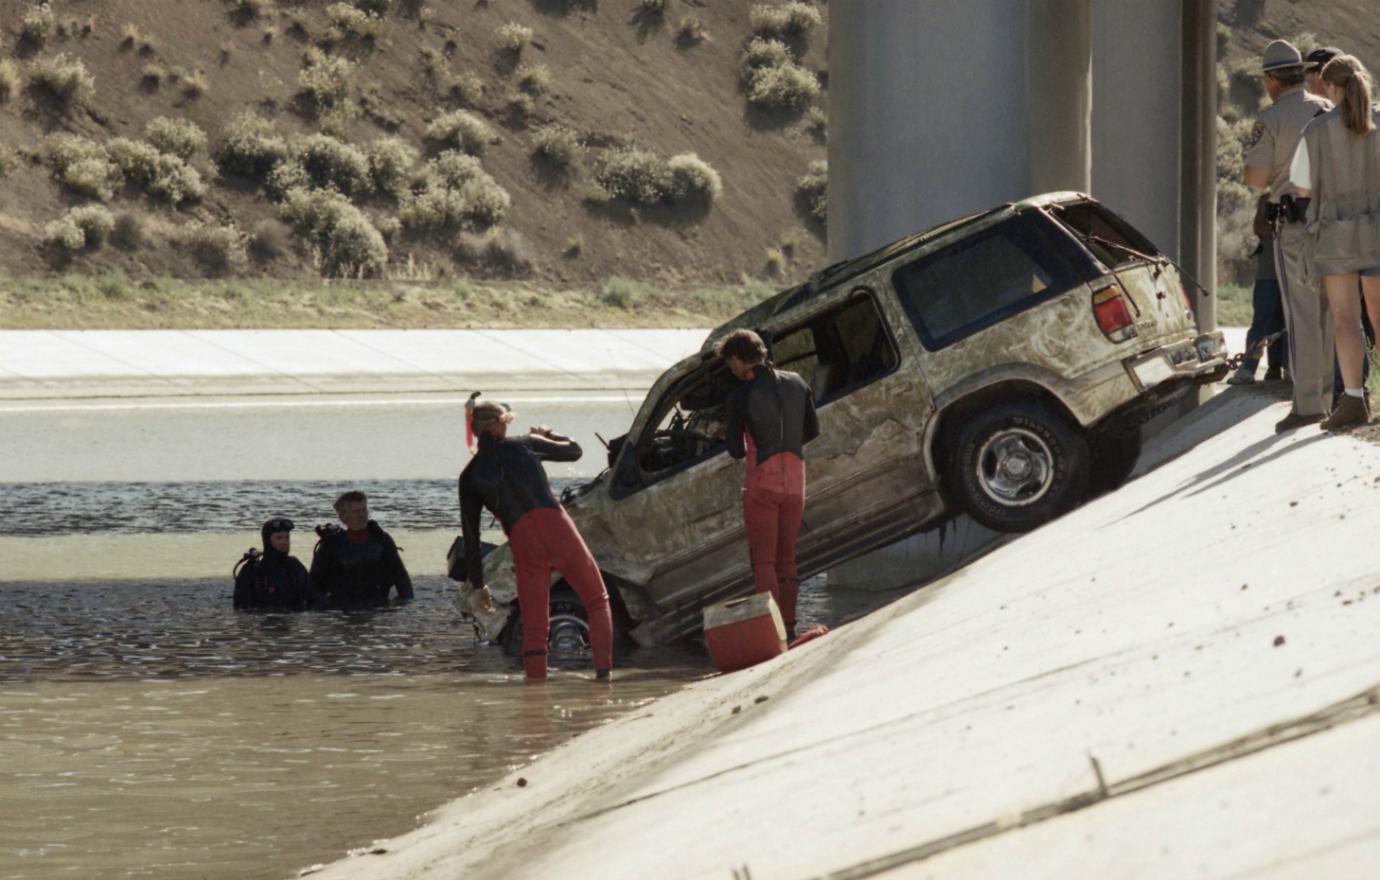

{"left": 1321, "top": 55, "right": 1376, "bottom": 137}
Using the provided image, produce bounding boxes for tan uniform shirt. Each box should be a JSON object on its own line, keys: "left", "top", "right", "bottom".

{"left": 1244, "top": 86, "right": 1332, "bottom": 201}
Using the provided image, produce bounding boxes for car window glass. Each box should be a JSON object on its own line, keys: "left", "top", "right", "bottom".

{"left": 1050, "top": 202, "right": 1160, "bottom": 268}
{"left": 892, "top": 216, "right": 1082, "bottom": 349}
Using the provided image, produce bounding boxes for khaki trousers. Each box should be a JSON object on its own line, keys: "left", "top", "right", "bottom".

{"left": 1275, "top": 223, "right": 1335, "bottom": 417}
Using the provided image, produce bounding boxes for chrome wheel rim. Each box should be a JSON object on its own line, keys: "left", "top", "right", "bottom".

{"left": 975, "top": 428, "right": 1054, "bottom": 507}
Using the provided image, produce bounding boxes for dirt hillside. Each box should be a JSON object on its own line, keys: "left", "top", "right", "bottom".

{"left": 0, "top": 0, "right": 828, "bottom": 286}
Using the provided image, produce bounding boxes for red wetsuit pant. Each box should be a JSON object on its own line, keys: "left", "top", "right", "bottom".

{"left": 742, "top": 448, "right": 805, "bottom": 628}
{"left": 509, "top": 506, "right": 613, "bottom": 680}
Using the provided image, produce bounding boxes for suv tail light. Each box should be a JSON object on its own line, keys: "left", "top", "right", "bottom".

{"left": 1092, "top": 284, "right": 1137, "bottom": 342}
{"left": 1180, "top": 279, "right": 1194, "bottom": 312}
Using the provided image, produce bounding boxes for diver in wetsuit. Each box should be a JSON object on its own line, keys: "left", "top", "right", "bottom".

{"left": 310, "top": 491, "right": 413, "bottom": 609}
{"left": 718, "top": 328, "right": 820, "bottom": 640}
{"left": 233, "top": 517, "right": 319, "bottom": 611}
{"left": 460, "top": 400, "right": 614, "bottom": 682}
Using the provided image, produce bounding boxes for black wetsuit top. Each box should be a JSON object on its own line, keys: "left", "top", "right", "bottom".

{"left": 458, "top": 431, "right": 582, "bottom": 589}
{"left": 725, "top": 365, "right": 820, "bottom": 465}
{"left": 310, "top": 521, "right": 413, "bottom": 608}
{"left": 233, "top": 552, "right": 316, "bottom": 610}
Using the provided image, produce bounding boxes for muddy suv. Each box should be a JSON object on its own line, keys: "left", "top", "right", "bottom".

{"left": 461, "top": 192, "right": 1227, "bottom": 649}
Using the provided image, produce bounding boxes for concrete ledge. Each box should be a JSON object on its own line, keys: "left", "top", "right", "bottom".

{"left": 0, "top": 329, "right": 709, "bottom": 399}
{"left": 308, "top": 388, "right": 1380, "bottom": 879}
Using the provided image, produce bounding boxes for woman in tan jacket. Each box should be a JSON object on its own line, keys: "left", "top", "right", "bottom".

{"left": 1293, "top": 54, "right": 1380, "bottom": 431}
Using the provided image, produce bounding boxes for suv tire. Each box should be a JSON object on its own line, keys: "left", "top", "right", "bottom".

{"left": 950, "top": 401, "right": 1090, "bottom": 533}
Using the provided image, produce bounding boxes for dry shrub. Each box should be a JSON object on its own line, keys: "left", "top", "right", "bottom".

{"left": 181, "top": 224, "right": 246, "bottom": 274}
{"left": 742, "top": 37, "right": 792, "bottom": 73}
{"left": 248, "top": 218, "right": 291, "bottom": 261}
{"left": 44, "top": 217, "right": 85, "bottom": 252}
{"left": 366, "top": 136, "right": 417, "bottom": 197}
{"left": 0, "top": 146, "right": 19, "bottom": 177}
{"left": 325, "top": 3, "right": 384, "bottom": 43}
{"left": 226, "top": 0, "right": 274, "bottom": 22}
{"left": 216, "top": 111, "right": 289, "bottom": 180}
{"left": 21, "top": 3, "right": 57, "bottom": 48}
{"left": 280, "top": 187, "right": 389, "bottom": 276}
{"left": 676, "top": 16, "right": 706, "bottom": 46}
{"left": 293, "top": 133, "right": 374, "bottom": 197}
{"left": 112, "top": 211, "right": 146, "bottom": 250}
{"left": 749, "top": 2, "right": 821, "bottom": 39}
{"left": 108, "top": 139, "right": 207, "bottom": 206}
{"left": 745, "top": 61, "right": 819, "bottom": 110}
{"left": 400, "top": 151, "right": 510, "bottom": 232}
{"left": 69, "top": 205, "right": 114, "bottom": 247}
{"left": 45, "top": 134, "right": 119, "bottom": 200}
{"left": 45, "top": 204, "right": 114, "bottom": 253}
{"left": 447, "top": 72, "right": 484, "bottom": 107}
{"left": 0, "top": 60, "right": 19, "bottom": 103}
{"left": 795, "top": 159, "right": 826, "bottom": 223}
{"left": 532, "top": 124, "right": 580, "bottom": 166}
{"left": 425, "top": 109, "right": 495, "bottom": 156}
{"left": 495, "top": 22, "right": 533, "bottom": 53}
{"left": 145, "top": 117, "right": 208, "bottom": 159}
{"left": 638, "top": 0, "right": 669, "bottom": 13}
{"left": 298, "top": 47, "right": 354, "bottom": 113}
{"left": 28, "top": 53, "right": 96, "bottom": 108}
{"left": 454, "top": 229, "right": 533, "bottom": 276}
{"left": 666, "top": 153, "right": 722, "bottom": 204}
{"left": 596, "top": 147, "right": 671, "bottom": 205}
{"left": 141, "top": 63, "right": 165, "bottom": 90}
{"left": 183, "top": 68, "right": 210, "bottom": 98}
{"left": 516, "top": 63, "right": 551, "bottom": 95}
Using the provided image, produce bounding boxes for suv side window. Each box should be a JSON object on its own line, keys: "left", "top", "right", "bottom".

{"left": 892, "top": 214, "right": 1084, "bottom": 350}
{"left": 611, "top": 292, "right": 898, "bottom": 498}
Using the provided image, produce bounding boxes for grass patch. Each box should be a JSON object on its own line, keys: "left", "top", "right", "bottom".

{"left": 1215, "top": 282, "right": 1253, "bottom": 327}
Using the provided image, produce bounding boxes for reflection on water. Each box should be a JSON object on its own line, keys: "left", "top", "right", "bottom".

{"left": 0, "top": 579, "right": 706, "bottom": 879}
{"left": 0, "top": 478, "right": 588, "bottom": 537}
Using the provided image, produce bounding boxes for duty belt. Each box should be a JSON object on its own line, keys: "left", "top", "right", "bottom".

{"left": 1266, "top": 195, "right": 1310, "bottom": 224}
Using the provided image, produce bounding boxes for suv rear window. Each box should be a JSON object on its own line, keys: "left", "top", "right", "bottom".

{"left": 1050, "top": 201, "right": 1160, "bottom": 269}
{"left": 892, "top": 214, "right": 1083, "bottom": 350}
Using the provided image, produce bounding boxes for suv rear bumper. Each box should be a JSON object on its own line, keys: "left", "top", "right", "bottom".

{"left": 1126, "top": 330, "right": 1229, "bottom": 391}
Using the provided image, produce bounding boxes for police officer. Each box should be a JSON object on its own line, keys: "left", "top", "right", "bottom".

{"left": 1243, "top": 39, "right": 1334, "bottom": 432}
{"left": 1304, "top": 46, "right": 1341, "bottom": 97}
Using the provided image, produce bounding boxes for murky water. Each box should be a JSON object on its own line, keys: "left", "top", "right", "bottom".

{"left": 0, "top": 394, "right": 908, "bottom": 879}
{"left": 0, "top": 580, "right": 710, "bottom": 879}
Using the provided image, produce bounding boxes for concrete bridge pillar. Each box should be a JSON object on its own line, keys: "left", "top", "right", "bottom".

{"left": 824, "top": 1, "right": 1217, "bottom": 594}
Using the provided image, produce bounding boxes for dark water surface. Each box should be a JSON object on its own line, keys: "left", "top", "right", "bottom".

{"left": 0, "top": 478, "right": 589, "bottom": 537}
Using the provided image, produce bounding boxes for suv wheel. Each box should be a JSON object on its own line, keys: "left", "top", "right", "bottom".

{"left": 950, "top": 401, "right": 1090, "bottom": 532}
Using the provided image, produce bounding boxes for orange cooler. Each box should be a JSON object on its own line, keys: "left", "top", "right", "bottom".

{"left": 703, "top": 593, "right": 787, "bottom": 674}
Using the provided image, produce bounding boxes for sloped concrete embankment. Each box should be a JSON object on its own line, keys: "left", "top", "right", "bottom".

{"left": 309, "top": 387, "right": 1380, "bottom": 880}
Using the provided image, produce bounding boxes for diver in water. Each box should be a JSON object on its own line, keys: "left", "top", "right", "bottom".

{"left": 233, "top": 517, "right": 319, "bottom": 611}
{"left": 311, "top": 490, "right": 414, "bottom": 609}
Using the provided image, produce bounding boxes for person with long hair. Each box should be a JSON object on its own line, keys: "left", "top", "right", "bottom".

{"left": 1292, "top": 54, "right": 1380, "bottom": 430}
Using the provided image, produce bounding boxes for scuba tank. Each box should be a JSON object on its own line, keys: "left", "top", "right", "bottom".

{"left": 233, "top": 547, "right": 261, "bottom": 580}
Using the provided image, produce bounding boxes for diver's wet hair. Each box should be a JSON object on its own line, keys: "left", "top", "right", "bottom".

{"left": 333, "top": 490, "right": 367, "bottom": 514}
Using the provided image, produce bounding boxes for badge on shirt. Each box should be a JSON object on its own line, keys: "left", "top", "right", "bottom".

{"left": 1247, "top": 122, "right": 1265, "bottom": 148}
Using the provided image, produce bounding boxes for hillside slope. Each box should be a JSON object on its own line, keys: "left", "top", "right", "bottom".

{"left": 0, "top": 0, "right": 828, "bottom": 286}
